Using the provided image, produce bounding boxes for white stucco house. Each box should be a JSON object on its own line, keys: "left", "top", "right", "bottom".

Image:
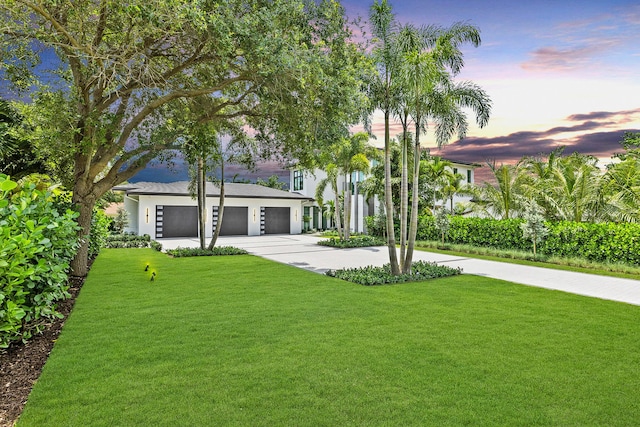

{"left": 114, "top": 181, "right": 312, "bottom": 238}
{"left": 290, "top": 158, "right": 480, "bottom": 232}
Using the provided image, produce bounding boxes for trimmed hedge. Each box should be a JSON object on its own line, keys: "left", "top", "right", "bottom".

{"left": 166, "top": 246, "right": 248, "bottom": 257}
{"left": 416, "top": 215, "right": 640, "bottom": 266}
{"left": 318, "top": 235, "right": 385, "bottom": 248}
{"left": 104, "top": 234, "right": 162, "bottom": 251}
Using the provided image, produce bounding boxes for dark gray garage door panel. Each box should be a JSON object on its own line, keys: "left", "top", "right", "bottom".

{"left": 264, "top": 207, "right": 290, "bottom": 234}
{"left": 158, "top": 206, "right": 198, "bottom": 238}
{"left": 217, "top": 207, "right": 248, "bottom": 236}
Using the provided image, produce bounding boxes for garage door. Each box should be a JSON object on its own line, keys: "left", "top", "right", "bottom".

{"left": 214, "top": 207, "right": 248, "bottom": 236}
{"left": 156, "top": 206, "right": 198, "bottom": 238}
{"left": 263, "top": 207, "right": 290, "bottom": 234}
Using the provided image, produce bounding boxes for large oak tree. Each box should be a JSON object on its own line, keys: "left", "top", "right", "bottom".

{"left": 2, "top": 0, "right": 365, "bottom": 276}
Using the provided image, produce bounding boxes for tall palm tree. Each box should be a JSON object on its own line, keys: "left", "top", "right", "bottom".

{"left": 369, "top": 0, "right": 402, "bottom": 274}
{"left": 398, "top": 23, "right": 491, "bottom": 274}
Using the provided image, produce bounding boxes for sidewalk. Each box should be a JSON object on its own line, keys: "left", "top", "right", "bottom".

{"left": 158, "top": 234, "right": 640, "bottom": 306}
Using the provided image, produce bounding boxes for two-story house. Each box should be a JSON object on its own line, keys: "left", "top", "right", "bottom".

{"left": 290, "top": 158, "right": 480, "bottom": 233}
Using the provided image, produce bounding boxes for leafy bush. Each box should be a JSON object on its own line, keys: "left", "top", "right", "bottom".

{"left": 326, "top": 261, "right": 462, "bottom": 286}
{"left": 0, "top": 175, "right": 79, "bottom": 348}
{"left": 166, "top": 246, "right": 248, "bottom": 257}
{"left": 105, "top": 233, "right": 151, "bottom": 243}
{"left": 543, "top": 221, "right": 640, "bottom": 266}
{"left": 416, "top": 214, "right": 640, "bottom": 266}
{"left": 104, "top": 234, "right": 160, "bottom": 250}
{"left": 318, "top": 235, "right": 385, "bottom": 248}
{"left": 88, "top": 209, "right": 111, "bottom": 259}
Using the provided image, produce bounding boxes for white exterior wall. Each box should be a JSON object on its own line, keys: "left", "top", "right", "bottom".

{"left": 445, "top": 163, "right": 476, "bottom": 210}
{"left": 133, "top": 194, "right": 303, "bottom": 238}
{"left": 123, "top": 195, "right": 139, "bottom": 234}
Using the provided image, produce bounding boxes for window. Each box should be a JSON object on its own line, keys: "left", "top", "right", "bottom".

{"left": 293, "top": 170, "right": 304, "bottom": 191}
{"left": 467, "top": 169, "right": 472, "bottom": 183}
{"left": 453, "top": 167, "right": 458, "bottom": 175}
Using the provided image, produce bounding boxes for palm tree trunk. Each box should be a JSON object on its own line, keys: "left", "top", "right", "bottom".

{"left": 384, "top": 110, "right": 400, "bottom": 275}
{"left": 404, "top": 122, "right": 421, "bottom": 274}
{"left": 399, "top": 129, "right": 408, "bottom": 270}
{"left": 343, "top": 174, "right": 351, "bottom": 240}
{"left": 333, "top": 182, "right": 343, "bottom": 237}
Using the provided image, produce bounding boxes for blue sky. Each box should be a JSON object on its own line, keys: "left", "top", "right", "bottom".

{"left": 346, "top": 0, "right": 640, "bottom": 180}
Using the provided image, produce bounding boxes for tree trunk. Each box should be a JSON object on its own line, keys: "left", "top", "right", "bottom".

{"left": 404, "top": 124, "right": 421, "bottom": 274}
{"left": 208, "top": 161, "right": 224, "bottom": 250}
{"left": 384, "top": 110, "right": 400, "bottom": 275}
{"left": 197, "top": 156, "right": 206, "bottom": 250}
{"left": 333, "top": 183, "right": 343, "bottom": 237}
{"left": 343, "top": 174, "right": 351, "bottom": 240}
{"left": 399, "top": 128, "right": 408, "bottom": 270}
{"left": 70, "top": 186, "right": 96, "bottom": 278}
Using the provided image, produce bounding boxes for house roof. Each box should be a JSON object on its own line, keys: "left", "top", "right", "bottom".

{"left": 113, "top": 181, "right": 313, "bottom": 201}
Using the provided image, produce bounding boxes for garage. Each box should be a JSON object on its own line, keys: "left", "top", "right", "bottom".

{"left": 116, "top": 181, "right": 312, "bottom": 237}
{"left": 263, "top": 207, "right": 290, "bottom": 234}
{"left": 156, "top": 205, "right": 198, "bottom": 238}
{"left": 215, "top": 207, "right": 248, "bottom": 236}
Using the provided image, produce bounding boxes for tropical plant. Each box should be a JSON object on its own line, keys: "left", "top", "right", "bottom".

{"left": 474, "top": 161, "right": 527, "bottom": 219}
{"left": 315, "top": 132, "right": 377, "bottom": 240}
{"left": 367, "top": 1, "right": 491, "bottom": 274}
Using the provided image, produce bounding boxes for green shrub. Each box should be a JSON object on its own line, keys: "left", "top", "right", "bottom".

{"left": 89, "top": 209, "right": 111, "bottom": 259}
{"left": 0, "top": 175, "right": 79, "bottom": 348}
{"left": 105, "top": 234, "right": 151, "bottom": 243}
{"left": 104, "top": 234, "right": 157, "bottom": 250}
{"left": 318, "top": 235, "right": 385, "bottom": 248}
{"left": 543, "top": 222, "right": 640, "bottom": 266}
{"left": 166, "top": 246, "right": 248, "bottom": 257}
{"left": 326, "top": 261, "right": 462, "bottom": 286}
{"left": 150, "top": 240, "right": 163, "bottom": 252}
{"left": 416, "top": 214, "right": 640, "bottom": 266}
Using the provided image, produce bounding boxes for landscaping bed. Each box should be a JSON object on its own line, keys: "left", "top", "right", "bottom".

{"left": 0, "top": 277, "right": 84, "bottom": 427}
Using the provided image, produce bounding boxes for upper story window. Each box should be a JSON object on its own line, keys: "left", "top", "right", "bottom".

{"left": 293, "top": 170, "right": 304, "bottom": 191}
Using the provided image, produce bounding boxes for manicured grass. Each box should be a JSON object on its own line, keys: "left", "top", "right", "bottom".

{"left": 19, "top": 249, "right": 640, "bottom": 426}
{"left": 415, "top": 241, "right": 640, "bottom": 280}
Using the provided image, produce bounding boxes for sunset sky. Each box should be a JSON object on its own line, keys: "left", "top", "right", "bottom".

{"left": 347, "top": 0, "right": 640, "bottom": 181}
{"left": 211, "top": 0, "right": 640, "bottom": 184}
{"left": 4, "top": 1, "right": 638, "bottom": 184}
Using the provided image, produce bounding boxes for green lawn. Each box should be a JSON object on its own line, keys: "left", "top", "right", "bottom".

{"left": 19, "top": 249, "right": 640, "bottom": 426}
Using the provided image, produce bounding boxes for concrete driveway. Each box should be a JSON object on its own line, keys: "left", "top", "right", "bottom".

{"left": 158, "top": 234, "right": 640, "bottom": 306}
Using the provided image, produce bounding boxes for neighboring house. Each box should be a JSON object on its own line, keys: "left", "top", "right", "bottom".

{"left": 290, "top": 168, "right": 375, "bottom": 233}
{"left": 290, "top": 159, "right": 480, "bottom": 232}
{"left": 114, "top": 181, "right": 313, "bottom": 238}
{"left": 443, "top": 159, "right": 481, "bottom": 211}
